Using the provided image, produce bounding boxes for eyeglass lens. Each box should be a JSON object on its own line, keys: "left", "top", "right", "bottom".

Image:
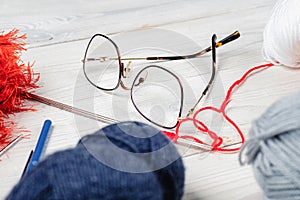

{"left": 131, "top": 65, "right": 183, "bottom": 129}
{"left": 83, "top": 34, "right": 121, "bottom": 90}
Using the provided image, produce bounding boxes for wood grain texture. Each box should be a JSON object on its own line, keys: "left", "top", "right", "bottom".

{"left": 2, "top": 0, "right": 298, "bottom": 199}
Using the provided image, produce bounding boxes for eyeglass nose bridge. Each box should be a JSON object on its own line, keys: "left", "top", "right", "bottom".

{"left": 120, "top": 65, "right": 149, "bottom": 90}
{"left": 122, "top": 61, "right": 132, "bottom": 78}
{"left": 119, "top": 61, "right": 133, "bottom": 90}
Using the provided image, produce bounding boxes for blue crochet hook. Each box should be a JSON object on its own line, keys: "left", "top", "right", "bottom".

{"left": 24, "top": 119, "right": 52, "bottom": 175}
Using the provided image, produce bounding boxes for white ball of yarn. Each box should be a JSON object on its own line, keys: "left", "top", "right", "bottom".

{"left": 262, "top": 0, "right": 300, "bottom": 68}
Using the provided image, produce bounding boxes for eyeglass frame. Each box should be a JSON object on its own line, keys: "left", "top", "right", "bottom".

{"left": 82, "top": 31, "right": 240, "bottom": 129}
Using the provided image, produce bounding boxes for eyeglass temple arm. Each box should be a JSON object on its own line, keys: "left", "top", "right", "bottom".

{"left": 186, "top": 34, "right": 217, "bottom": 117}
{"left": 146, "top": 31, "right": 239, "bottom": 61}
{"left": 82, "top": 31, "right": 240, "bottom": 63}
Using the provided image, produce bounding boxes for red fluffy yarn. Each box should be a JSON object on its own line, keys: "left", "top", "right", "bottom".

{"left": 0, "top": 29, "right": 39, "bottom": 148}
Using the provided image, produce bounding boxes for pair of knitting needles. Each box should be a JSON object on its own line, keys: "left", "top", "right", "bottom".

{"left": 25, "top": 92, "right": 213, "bottom": 150}
{"left": 0, "top": 119, "right": 51, "bottom": 178}
{"left": 27, "top": 93, "right": 242, "bottom": 151}
{"left": 22, "top": 120, "right": 52, "bottom": 176}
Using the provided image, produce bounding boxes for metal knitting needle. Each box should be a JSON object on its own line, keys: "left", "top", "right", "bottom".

{"left": 21, "top": 150, "right": 33, "bottom": 178}
{"left": 0, "top": 134, "right": 23, "bottom": 157}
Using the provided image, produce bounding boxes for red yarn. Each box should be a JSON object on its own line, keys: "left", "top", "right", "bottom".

{"left": 0, "top": 29, "right": 39, "bottom": 149}
{"left": 166, "top": 63, "right": 274, "bottom": 153}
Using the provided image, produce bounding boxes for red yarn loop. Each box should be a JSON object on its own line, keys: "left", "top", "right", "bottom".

{"left": 167, "top": 63, "right": 274, "bottom": 153}
{"left": 0, "top": 29, "right": 39, "bottom": 148}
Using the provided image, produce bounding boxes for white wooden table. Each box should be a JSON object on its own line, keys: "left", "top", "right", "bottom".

{"left": 2, "top": 0, "right": 299, "bottom": 199}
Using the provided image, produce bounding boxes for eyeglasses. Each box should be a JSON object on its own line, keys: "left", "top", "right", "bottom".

{"left": 82, "top": 31, "right": 240, "bottom": 129}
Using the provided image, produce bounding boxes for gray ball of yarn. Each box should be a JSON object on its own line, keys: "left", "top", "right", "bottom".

{"left": 239, "top": 91, "right": 300, "bottom": 200}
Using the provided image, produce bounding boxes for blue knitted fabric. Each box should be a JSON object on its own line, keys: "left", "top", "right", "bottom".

{"left": 6, "top": 121, "right": 185, "bottom": 200}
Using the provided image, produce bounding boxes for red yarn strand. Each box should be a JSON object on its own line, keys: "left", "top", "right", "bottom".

{"left": 168, "top": 63, "right": 274, "bottom": 153}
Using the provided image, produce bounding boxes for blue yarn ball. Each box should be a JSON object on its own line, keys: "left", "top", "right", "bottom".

{"left": 7, "top": 121, "right": 185, "bottom": 200}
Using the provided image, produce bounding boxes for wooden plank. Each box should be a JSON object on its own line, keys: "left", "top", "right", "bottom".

{"left": 0, "top": 0, "right": 285, "bottom": 199}
{"left": 1, "top": 0, "right": 276, "bottom": 46}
